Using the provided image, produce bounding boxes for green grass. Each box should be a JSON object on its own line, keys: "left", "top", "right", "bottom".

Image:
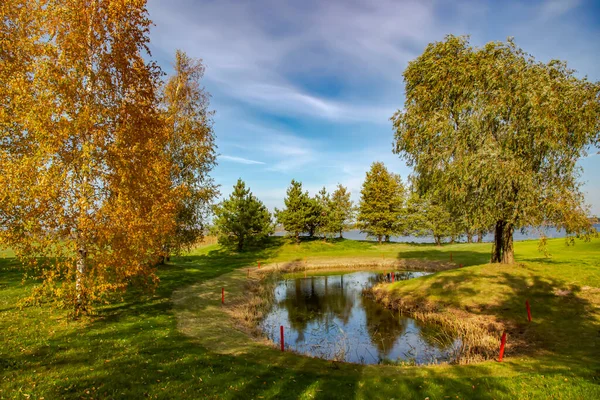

{"left": 1, "top": 237, "right": 599, "bottom": 399}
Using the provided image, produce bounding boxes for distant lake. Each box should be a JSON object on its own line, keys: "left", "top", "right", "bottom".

{"left": 273, "top": 224, "right": 600, "bottom": 244}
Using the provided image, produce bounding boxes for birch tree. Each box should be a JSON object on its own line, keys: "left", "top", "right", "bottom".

{"left": 0, "top": 0, "right": 179, "bottom": 314}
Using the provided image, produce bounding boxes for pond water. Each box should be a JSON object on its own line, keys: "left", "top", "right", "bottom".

{"left": 260, "top": 271, "right": 461, "bottom": 365}
{"left": 273, "top": 224, "right": 600, "bottom": 244}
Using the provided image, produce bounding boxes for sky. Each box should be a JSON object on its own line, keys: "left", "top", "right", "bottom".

{"left": 146, "top": 0, "right": 600, "bottom": 215}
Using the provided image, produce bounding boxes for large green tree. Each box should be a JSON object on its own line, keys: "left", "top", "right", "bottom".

{"left": 162, "top": 50, "right": 218, "bottom": 258}
{"left": 405, "top": 191, "right": 456, "bottom": 246}
{"left": 329, "top": 184, "right": 355, "bottom": 238}
{"left": 213, "top": 179, "right": 273, "bottom": 251}
{"left": 357, "top": 162, "right": 405, "bottom": 243}
{"left": 275, "top": 180, "right": 309, "bottom": 243}
{"left": 393, "top": 36, "right": 600, "bottom": 263}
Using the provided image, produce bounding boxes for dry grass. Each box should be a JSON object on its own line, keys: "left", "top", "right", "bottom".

{"left": 257, "top": 257, "right": 454, "bottom": 274}
{"left": 227, "top": 270, "right": 281, "bottom": 336}
{"left": 366, "top": 285, "right": 504, "bottom": 364}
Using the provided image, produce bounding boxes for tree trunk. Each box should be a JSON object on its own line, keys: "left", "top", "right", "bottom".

{"left": 295, "top": 231, "right": 300, "bottom": 243}
{"left": 237, "top": 235, "right": 244, "bottom": 252}
{"left": 339, "top": 229, "right": 343, "bottom": 239}
{"left": 385, "top": 235, "right": 390, "bottom": 243}
{"left": 377, "top": 235, "right": 382, "bottom": 244}
{"left": 434, "top": 236, "right": 442, "bottom": 246}
{"left": 466, "top": 231, "right": 473, "bottom": 243}
{"left": 477, "top": 230, "right": 483, "bottom": 243}
{"left": 75, "top": 246, "right": 87, "bottom": 315}
{"left": 501, "top": 224, "right": 514, "bottom": 264}
{"left": 491, "top": 221, "right": 514, "bottom": 264}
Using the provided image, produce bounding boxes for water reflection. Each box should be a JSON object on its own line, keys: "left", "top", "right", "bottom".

{"left": 261, "top": 271, "right": 461, "bottom": 365}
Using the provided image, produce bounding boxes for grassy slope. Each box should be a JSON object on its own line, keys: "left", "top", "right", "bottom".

{"left": 1, "top": 238, "right": 599, "bottom": 399}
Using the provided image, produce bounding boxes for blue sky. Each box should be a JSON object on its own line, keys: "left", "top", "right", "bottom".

{"left": 147, "top": 0, "right": 600, "bottom": 215}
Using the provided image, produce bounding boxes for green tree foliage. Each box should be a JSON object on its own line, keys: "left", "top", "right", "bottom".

{"left": 357, "top": 162, "right": 405, "bottom": 243}
{"left": 329, "top": 184, "right": 355, "bottom": 238}
{"left": 406, "top": 192, "right": 455, "bottom": 246}
{"left": 162, "top": 50, "right": 218, "bottom": 257}
{"left": 393, "top": 35, "right": 600, "bottom": 263}
{"left": 213, "top": 179, "right": 273, "bottom": 251}
{"left": 275, "top": 180, "right": 309, "bottom": 243}
{"left": 314, "top": 187, "right": 332, "bottom": 239}
{"left": 304, "top": 194, "right": 324, "bottom": 238}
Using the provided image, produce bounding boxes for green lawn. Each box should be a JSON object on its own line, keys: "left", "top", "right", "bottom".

{"left": 1, "top": 237, "right": 599, "bottom": 399}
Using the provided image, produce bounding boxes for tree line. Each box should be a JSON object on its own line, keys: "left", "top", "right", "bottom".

{"left": 212, "top": 161, "right": 496, "bottom": 249}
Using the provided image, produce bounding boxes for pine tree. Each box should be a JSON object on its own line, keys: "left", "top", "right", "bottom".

{"left": 329, "top": 184, "right": 354, "bottom": 238}
{"left": 213, "top": 179, "right": 273, "bottom": 251}
{"left": 275, "top": 180, "right": 308, "bottom": 243}
{"left": 357, "top": 162, "right": 405, "bottom": 243}
{"left": 314, "top": 187, "right": 332, "bottom": 239}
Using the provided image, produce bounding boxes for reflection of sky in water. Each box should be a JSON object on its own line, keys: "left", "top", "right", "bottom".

{"left": 261, "top": 271, "right": 462, "bottom": 365}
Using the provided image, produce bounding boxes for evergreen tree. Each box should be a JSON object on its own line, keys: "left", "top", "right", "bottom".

{"left": 315, "top": 187, "right": 333, "bottom": 239}
{"left": 304, "top": 195, "right": 324, "bottom": 238}
{"left": 329, "top": 184, "right": 354, "bottom": 238}
{"left": 213, "top": 179, "right": 273, "bottom": 251}
{"left": 357, "top": 162, "right": 405, "bottom": 244}
{"left": 275, "top": 180, "right": 308, "bottom": 243}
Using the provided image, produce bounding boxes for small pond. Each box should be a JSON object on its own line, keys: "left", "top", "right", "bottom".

{"left": 260, "top": 271, "right": 461, "bottom": 365}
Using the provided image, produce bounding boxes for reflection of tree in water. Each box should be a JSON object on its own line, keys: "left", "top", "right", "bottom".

{"left": 278, "top": 275, "right": 355, "bottom": 341}
{"left": 362, "top": 296, "right": 407, "bottom": 357}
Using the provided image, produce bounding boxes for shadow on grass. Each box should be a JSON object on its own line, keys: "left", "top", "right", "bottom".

{"left": 386, "top": 265, "right": 600, "bottom": 369}
{"left": 2, "top": 238, "right": 600, "bottom": 398}
{"left": 395, "top": 247, "right": 491, "bottom": 267}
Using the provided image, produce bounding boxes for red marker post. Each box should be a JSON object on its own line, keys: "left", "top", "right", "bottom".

{"left": 280, "top": 325, "right": 285, "bottom": 352}
{"left": 258, "top": 261, "right": 260, "bottom": 269}
{"left": 526, "top": 300, "right": 532, "bottom": 322}
{"left": 221, "top": 287, "right": 224, "bottom": 304}
{"left": 498, "top": 331, "right": 507, "bottom": 362}
{"left": 391, "top": 272, "right": 395, "bottom": 283}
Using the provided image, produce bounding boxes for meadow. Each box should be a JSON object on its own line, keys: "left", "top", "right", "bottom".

{"left": 1, "top": 237, "right": 599, "bottom": 399}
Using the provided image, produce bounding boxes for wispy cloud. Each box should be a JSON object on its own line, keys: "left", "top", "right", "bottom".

{"left": 540, "top": 0, "right": 581, "bottom": 20}
{"left": 148, "top": 0, "right": 600, "bottom": 214}
{"left": 219, "top": 155, "right": 265, "bottom": 165}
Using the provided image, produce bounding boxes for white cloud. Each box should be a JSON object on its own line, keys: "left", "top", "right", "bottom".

{"left": 540, "top": 0, "right": 581, "bottom": 20}
{"left": 219, "top": 155, "right": 265, "bottom": 165}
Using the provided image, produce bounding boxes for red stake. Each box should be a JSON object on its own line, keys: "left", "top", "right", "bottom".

{"left": 280, "top": 325, "right": 285, "bottom": 352}
{"left": 221, "top": 287, "right": 224, "bottom": 304}
{"left": 391, "top": 272, "right": 395, "bottom": 283}
{"left": 258, "top": 261, "right": 260, "bottom": 269}
{"left": 459, "top": 263, "right": 463, "bottom": 268}
{"left": 526, "top": 300, "right": 532, "bottom": 322}
{"left": 498, "top": 331, "right": 507, "bottom": 362}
